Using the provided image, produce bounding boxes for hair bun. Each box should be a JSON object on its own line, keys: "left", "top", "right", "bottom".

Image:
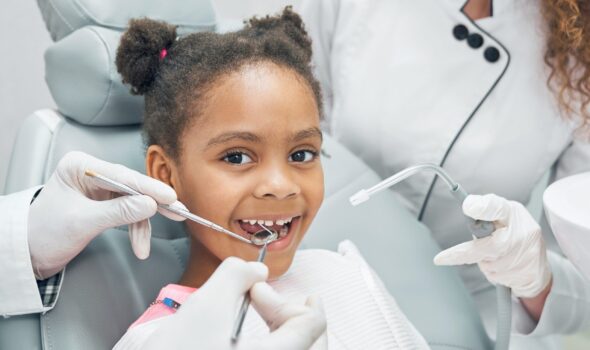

{"left": 246, "top": 6, "right": 312, "bottom": 62}
{"left": 116, "top": 18, "right": 177, "bottom": 95}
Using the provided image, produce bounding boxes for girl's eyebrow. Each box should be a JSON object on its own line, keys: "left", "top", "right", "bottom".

{"left": 206, "top": 132, "right": 261, "bottom": 148}
{"left": 205, "top": 127, "right": 322, "bottom": 149}
{"left": 291, "top": 127, "right": 323, "bottom": 142}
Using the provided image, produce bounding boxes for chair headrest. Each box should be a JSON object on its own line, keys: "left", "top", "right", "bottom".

{"left": 45, "top": 26, "right": 144, "bottom": 126}
{"left": 40, "top": 0, "right": 218, "bottom": 126}
{"left": 37, "top": 0, "right": 217, "bottom": 41}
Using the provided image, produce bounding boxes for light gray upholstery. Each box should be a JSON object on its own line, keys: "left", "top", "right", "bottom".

{"left": 4, "top": 109, "right": 185, "bottom": 239}
{"left": 42, "top": 0, "right": 219, "bottom": 126}
{"left": 1, "top": 1, "right": 492, "bottom": 349}
{"left": 45, "top": 26, "right": 144, "bottom": 126}
{"left": 44, "top": 232, "right": 189, "bottom": 349}
{"left": 37, "top": 0, "right": 216, "bottom": 41}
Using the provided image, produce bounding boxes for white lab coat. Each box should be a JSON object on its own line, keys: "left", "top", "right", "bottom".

{"left": 300, "top": 0, "right": 590, "bottom": 348}
{"left": 0, "top": 186, "right": 56, "bottom": 316}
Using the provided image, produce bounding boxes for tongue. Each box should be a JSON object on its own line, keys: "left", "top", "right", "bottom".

{"left": 239, "top": 221, "right": 282, "bottom": 234}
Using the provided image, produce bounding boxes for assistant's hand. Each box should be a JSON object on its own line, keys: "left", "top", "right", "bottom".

{"left": 249, "top": 282, "right": 327, "bottom": 349}
{"left": 144, "top": 257, "right": 327, "bottom": 350}
{"left": 434, "top": 194, "right": 552, "bottom": 298}
{"left": 28, "top": 151, "right": 185, "bottom": 279}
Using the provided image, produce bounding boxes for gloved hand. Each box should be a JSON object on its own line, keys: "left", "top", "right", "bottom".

{"left": 249, "top": 282, "right": 327, "bottom": 349}
{"left": 144, "top": 257, "right": 327, "bottom": 350}
{"left": 434, "top": 194, "right": 552, "bottom": 298}
{"left": 28, "top": 151, "right": 185, "bottom": 279}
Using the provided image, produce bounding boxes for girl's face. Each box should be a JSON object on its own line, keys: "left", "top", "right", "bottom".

{"left": 147, "top": 63, "right": 324, "bottom": 282}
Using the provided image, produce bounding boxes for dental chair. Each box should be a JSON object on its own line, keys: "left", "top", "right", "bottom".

{"left": 1, "top": 1, "right": 492, "bottom": 349}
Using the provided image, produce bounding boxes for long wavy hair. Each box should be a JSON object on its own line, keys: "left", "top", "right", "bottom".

{"left": 542, "top": 0, "right": 590, "bottom": 136}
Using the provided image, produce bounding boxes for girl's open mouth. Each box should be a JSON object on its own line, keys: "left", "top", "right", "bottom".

{"left": 236, "top": 215, "right": 301, "bottom": 247}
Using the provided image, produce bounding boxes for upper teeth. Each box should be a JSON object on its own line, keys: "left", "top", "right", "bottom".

{"left": 241, "top": 217, "right": 293, "bottom": 226}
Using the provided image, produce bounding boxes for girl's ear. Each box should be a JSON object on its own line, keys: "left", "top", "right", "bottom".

{"left": 146, "top": 145, "right": 178, "bottom": 190}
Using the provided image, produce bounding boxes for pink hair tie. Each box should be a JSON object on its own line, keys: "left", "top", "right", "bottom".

{"left": 159, "top": 48, "right": 168, "bottom": 60}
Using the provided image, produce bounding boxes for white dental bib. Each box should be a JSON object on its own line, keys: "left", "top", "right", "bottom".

{"left": 115, "top": 241, "right": 429, "bottom": 349}
{"left": 250, "top": 240, "right": 430, "bottom": 349}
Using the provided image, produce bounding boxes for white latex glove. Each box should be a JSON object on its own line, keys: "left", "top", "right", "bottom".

{"left": 434, "top": 194, "right": 552, "bottom": 298}
{"left": 28, "top": 151, "right": 185, "bottom": 279}
{"left": 249, "top": 282, "right": 327, "bottom": 349}
{"left": 144, "top": 257, "right": 327, "bottom": 350}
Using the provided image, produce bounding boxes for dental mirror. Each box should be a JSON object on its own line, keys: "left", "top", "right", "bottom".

{"left": 250, "top": 227, "right": 278, "bottom": 246}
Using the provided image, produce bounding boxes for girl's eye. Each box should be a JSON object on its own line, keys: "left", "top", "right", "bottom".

{"left": 223, "top": 152, "right": 253, "bottom": 165}
{"left": 289, "top": 150, "right": 317, "bottom": 163}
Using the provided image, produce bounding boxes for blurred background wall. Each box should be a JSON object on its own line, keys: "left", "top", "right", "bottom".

{"left": 0, "top": 0, "right": 300, "bottom": 194}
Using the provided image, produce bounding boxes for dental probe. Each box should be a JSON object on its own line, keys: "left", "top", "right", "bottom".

{"left": 349, "top": 163, "right": 495, "bottom": 238}
{"left": 84, "top": 169, "right": 251, "bottom": 244}
{"left": 231, "top": 225, "right": 279, "bottom": 343}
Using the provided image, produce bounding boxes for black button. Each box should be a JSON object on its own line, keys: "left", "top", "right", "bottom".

{"left": 467, "top": 33, "right": 484, "bottom": 48}
{"left": 484, "top": 46, "right": 500, "bottom": 62}
{"left": 452, "top": 24, "right": 469, "bottom": 40}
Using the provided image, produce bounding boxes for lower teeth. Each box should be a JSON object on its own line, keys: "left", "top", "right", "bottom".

{"left": 279, "top": 225, "right": 288, "bottom": 237}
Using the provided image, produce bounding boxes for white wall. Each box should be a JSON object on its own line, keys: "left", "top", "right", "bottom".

{"left": 0, "top": 0, "right": 299, "bottom": 194}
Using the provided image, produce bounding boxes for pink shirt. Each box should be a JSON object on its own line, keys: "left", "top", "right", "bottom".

{"left": 129, "top": 284, "right": 196, "bottom": 329}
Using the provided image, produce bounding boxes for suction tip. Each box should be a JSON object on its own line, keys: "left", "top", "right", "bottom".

{"left": 349, "top": 189, "right": 370, "bottom": 206}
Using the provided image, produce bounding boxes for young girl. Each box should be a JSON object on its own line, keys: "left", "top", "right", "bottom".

{"left": 113, "top": 8, "right": 429, "bottom": 349}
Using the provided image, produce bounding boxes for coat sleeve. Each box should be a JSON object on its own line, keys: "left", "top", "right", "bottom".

{"left": 0, "top": 186, "right": 50, "bottom": 316}
{"left": 513, "top": 138, "right": 590, "bottom": 336}
{"left": 298, "top": 0, "right": 341, "bottom": 131}
{"left": 513, "top": 251, "right": 590, "bottom": 336}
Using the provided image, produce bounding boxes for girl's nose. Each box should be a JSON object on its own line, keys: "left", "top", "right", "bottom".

{"left": 253, "top": 164, "right": 301, "bottom": 200}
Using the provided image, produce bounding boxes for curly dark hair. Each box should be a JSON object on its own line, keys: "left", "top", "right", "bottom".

{"left": 116, "top": 6, "right": 322, "bottom": 159}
